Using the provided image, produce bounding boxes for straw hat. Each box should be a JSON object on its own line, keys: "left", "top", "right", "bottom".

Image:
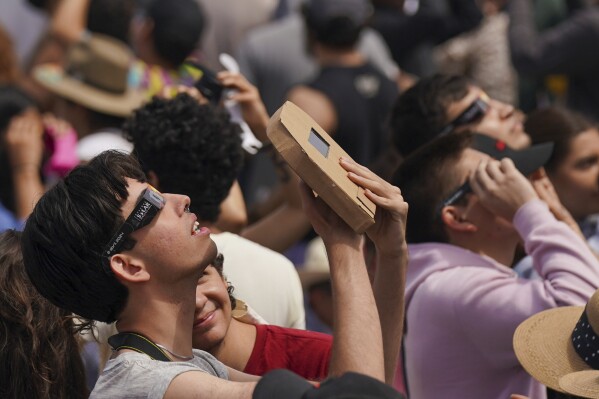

{"left": 513, "top": 290, "right": 599, "bottom": 398}
{"left": 33, "top": 34, "right": 146, "bottom": 117}
{"left": 298, "top": 237, "right": 330, "bottom": 290}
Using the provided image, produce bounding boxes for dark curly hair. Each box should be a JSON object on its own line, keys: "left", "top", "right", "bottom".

{"left": 124, "top": 94, "right": 244, "bottom": 223}
{"left": 390, "top": 74, "right": 470, "bottom": 156}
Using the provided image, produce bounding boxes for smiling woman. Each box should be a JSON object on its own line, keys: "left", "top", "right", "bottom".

{"left": 525, "top": 107, "right": 599, "bottom": 222}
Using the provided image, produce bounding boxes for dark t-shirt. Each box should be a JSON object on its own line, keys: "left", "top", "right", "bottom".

{"left": 308, "top": 63, "right": 399, "bottom": 166}
{"left": 244, "top": 324, "right": 332, "bottom": 381}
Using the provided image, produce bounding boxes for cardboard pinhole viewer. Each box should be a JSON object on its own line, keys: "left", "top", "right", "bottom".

{"left": 267, "top": 101, "right": 376, "bottom": 233}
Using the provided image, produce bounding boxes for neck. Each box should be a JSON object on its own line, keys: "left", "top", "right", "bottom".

{"left": 314, "top": 46, "right": 365, "bottom": 67}
{"left": 116, "top": 282, "right": 198, "bottom": 360}
{"left": 209, "top": 318, "right": 256, "bottom": 371}
{"left": 450, "top": 234, "right": 518, "bottom": 266}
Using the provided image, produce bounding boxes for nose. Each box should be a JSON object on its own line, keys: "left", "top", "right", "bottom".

{"left": 165, "top": 193, "right": 191, "bottom": 215}
{"left": 195, "top": 286, "right": 208, "bottom": 311}
{"left": 494, "top": 100, "right": 515, "bottom": 119}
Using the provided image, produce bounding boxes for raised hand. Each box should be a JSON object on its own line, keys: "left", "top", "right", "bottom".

{"left": 341, "top": 158, "right": 409, "bottom": 258}
{"left": 469, "top": 158, "right": 538, "bottom": 221}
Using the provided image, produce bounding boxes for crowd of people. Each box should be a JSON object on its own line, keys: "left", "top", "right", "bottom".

{"left": 0, "top": 0, "right": 598, "bottom": 398}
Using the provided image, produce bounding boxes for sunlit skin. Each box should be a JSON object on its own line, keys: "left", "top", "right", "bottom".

{"left": 548, "top": 128, "right": 599, "bottom": 220}
{"left": 119, "top": 179, "right": 217, "bottom": 284}
{"left": 191, "top": 266, "right": 256, "bottom": 372}
{"left": 444, "top": 149, "right": 524, "bottom": 266}
{"left": 446, "top": 86, "right": 531, "bottom": 150}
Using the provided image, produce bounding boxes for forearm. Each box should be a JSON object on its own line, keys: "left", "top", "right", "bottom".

{"left": 215, "top": 181, "right": 248, "bottom": 234}
{"left": 373, "top": 247, "right": 407, "bottom": 384}
{"left": 50, "top": 0, "right": 89, "bottom": 43}
{"left": 241, "top": 205, "right": 312, "bottom": 252}
{"left": 327, "top": 241, "right": 385, "bottom": 382}
{"left": 516, "top": 200, "right": 599, "bottom": 304}
{"left": 12, "top": 167, "right": 44, "bottom": 220}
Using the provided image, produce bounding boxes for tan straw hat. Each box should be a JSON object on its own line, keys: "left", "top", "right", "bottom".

{"left": 513, "top": 289, "right": 599, "bottom": 398}
{"left": 33, "top": 33, "right": 146, "bottom": 117}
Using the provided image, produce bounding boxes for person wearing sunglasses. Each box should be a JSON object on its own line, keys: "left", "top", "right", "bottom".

{"left": 390, "top": 73, "right": 531, "bottom": 157}
{"left": 20, "top": 150, "right": 407, "bottom": 399}
{"left": 393, "top": 131, "right": 599, "bottom": 399}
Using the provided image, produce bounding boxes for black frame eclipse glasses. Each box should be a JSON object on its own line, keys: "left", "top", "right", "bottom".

{"left": 439, "top": 92, "right": 490, "bottom": 137}
{"left": 102, "top": 186, "right": 166, "bottom": 273}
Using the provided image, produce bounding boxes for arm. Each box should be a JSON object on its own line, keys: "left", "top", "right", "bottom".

{"left": 341, "top": 159, "right": 409, "bottom": 384}
{"left": 459, "top": 158, "right": 599, "bottom": 367}
{"left": 164, "top": 371, "right": 256, "bottom": 399}
{"left": 241, "top": 167, "right": 313, "bottom": 252}
{"left": 508, "top": 0, "right": 599, "bottom": 75}
{"left": 215, "top": 181, "right": 248, "bottom": 234}
{"left": 299, "top": 179, "right": 385, "bottom": 381}
{"left": 240, "top": 86, "right": 337, "bottom": 252}
{"left": 50, "top": 0, "right": 89, "bottom": 44}
{"left": 6, "top": 109, "right": 45, "bottom": 220}
{"left": 218, "top": 71, "right": 270, "bottom": 143}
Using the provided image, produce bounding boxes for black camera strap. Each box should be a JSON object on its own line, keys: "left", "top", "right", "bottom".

{"left": 108, "top": 332, "right": 171, "bottom": 362}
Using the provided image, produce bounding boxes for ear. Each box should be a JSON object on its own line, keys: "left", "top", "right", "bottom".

{"left": 440, "top": 205, "right": 478, "bottom": 234}
{"left": 109, "top": 254, "right": 150, "bottom": 284}
{"left": 147, "top": 170, "right": 160, "bottom": 188}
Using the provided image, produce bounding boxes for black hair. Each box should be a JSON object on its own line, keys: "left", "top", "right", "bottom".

{"left": 123, "top": 93, "right": 244, "bottom": 223}
{"left": 21, "top": 151, "right": 147, "bottom": 323}
{"left": 301, "top": 2, "right": 366, "bottom": 49}
{"left": 390, "top": 74, "right": 471, "bottom": 156}
{"left": 393, "top": 131, "right": 473, "bottom": 243}
{"left": 146, "top": 0, "right": 204, "bottom": 67}
{"left": 87, "top": 0, "right": 135, "bottom": 44}
{"left": 212, "top": 253, "right": 237, "bottom": 310}
{"left": 524, "top": 106, "right": 595, "bottom": 174}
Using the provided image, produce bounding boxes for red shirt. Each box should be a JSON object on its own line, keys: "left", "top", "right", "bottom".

{"left": 243, "top": 324, "right": 332, "bottom": 381}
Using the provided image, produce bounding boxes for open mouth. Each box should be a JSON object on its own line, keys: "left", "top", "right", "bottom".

{"left": 192, "top": 221, "right": 210, "bottom": 236}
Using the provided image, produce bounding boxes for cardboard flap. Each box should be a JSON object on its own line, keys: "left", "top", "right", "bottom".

{"left": 357, "top": 187, "right": 376, "bottom": 217}
{"left": 267, "top": 101, "right": 376, "bottom": 233}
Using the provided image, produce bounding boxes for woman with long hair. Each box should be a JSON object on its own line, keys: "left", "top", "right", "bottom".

{"left": 0, "top": 230, "right": 88, "bottom": 398}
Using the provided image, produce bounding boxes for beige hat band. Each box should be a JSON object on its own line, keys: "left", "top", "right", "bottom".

{"left": 572, "top": 307, "right": 599, "bottom": 369}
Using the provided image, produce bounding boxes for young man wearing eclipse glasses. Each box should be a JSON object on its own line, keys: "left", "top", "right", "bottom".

{"left": 390, "top": 73, "right": 531, "bottom": 157}
{"left": 392, "top": 131, "right": 599, "bottom": 399}
{"left": 20, "top": 150, "right": 408, "bottom": 399}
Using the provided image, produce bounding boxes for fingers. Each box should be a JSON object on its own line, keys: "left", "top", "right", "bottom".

{"left": 341, "top": 158, "right": 407, "bottom": 214}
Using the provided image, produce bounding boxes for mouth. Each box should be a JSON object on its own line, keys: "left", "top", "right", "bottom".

{"left": 193, "top": 311, "right": 215, "bottom": 328}
{"left": 192, "top": 220, "right": 211, "bottom": 236}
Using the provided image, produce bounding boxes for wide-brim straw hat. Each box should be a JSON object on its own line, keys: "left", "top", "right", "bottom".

{"left": 513, "top": 289, "right": 599, "bottom": 398}
{"left": 33, "top": 33, "right": 146, "bottom": 117}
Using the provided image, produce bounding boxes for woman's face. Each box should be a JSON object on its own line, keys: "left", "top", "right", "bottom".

{"left": 550, "top": 128, "right": 599, "bottom": 220}
{"left": 191, "top": 265, "right": 232, "bottom": 351}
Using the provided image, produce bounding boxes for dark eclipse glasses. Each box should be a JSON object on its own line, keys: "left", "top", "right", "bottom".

{"left": 438, "top": 93, "right": 490, "bottom": 137}
{"left": 102, "top": 186, "right": 166, "bottom": 270}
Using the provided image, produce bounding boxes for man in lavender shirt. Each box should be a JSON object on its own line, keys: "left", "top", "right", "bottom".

{"left": 394, "top": 131, "right": 599, "bottom": 399}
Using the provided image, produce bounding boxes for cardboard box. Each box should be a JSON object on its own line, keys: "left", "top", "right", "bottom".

{"left": 267, "top": 101, "right": 376, "bottom": 233}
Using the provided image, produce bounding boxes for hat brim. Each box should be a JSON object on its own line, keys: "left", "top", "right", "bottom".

{"left": 472, "top": 133, "right": 554, "bottom": 176}
{"left": 513, "top": 306, "right": 589, "bottom": 392}
{"left": 559, "top": 370, "right": 599, "bottom": 398}
{"left": 33, "top": 64, "right": 146, "bottom": 118}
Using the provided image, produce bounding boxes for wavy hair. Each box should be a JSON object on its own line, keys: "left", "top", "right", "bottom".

{"left": 0, "top": 230, "right": 88, "bottom": 399}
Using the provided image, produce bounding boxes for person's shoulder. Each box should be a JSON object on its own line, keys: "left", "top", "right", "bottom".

{"left": 262, "top": 324, "right": 332, "bottom": 343}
